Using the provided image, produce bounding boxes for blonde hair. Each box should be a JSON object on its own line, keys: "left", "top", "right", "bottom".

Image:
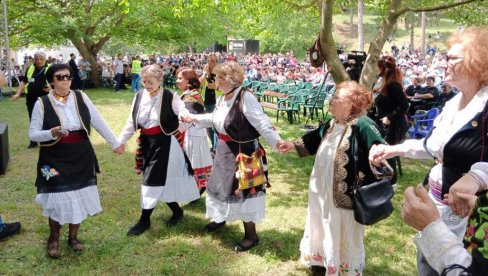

{"left": 447, "top": 26, "right": 488, "bottom": 87}
{"left": 141, "top": 64, "right": 164, "bottom": 80}
{"left": 214, "top": 61, "right": 245, "bottom": 87}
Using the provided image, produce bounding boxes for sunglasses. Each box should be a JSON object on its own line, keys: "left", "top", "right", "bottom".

{"left": 54, "top": 74, "right": 73, "bottom": 81}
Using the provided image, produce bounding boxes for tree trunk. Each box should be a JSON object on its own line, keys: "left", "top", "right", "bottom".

{"left": 420, "top": 11, "right": 426, "bottom": 56}
{"left": 357, "top": 0, "right": 364, "bottom": 51}
{"left": 359, "top": 0, "right": 403, "bottom": 88}
{"left": 349, "top": 4, "right": 354, "bottom": 35}
{"left": 410, "top": 20, "right": 415, "bottom": 50}
{"left": 320, "top": 0, "right": 350, "bottom": 85}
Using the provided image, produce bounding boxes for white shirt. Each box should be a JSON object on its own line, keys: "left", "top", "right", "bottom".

{"left": 194, "top": 87, "right": 281, "bottom": 150}
{"left": 113, "top": 59, "right": 124, "bottom": 74}
{"left": 29, "top": 90, "right": 120, "bottom": 149}
{"left": 118, "top": 89, "right": 189, "bottom": 145}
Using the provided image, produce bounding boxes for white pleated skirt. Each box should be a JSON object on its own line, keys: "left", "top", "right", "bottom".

{"left": 36, "top": 185, "right": 102, "bottom": 225}
{"left": 140, "top": 135, "right": 200, "bottom": 209}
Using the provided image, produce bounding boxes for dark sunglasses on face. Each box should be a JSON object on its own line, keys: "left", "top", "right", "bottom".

{"left": 54, "top": 74, "right": 73, "bottom": 81}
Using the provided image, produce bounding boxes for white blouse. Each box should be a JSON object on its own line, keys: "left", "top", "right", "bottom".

{"left": 194, "top": 87, "right": 281, "bottom": 150}
{"left": 400, "top": 86, "right": 488, "bottom": 180}
{"left": 118, "top": 89, "right": 189, "bottom": 145}
{"left": 29, "top": 90, "right": 120, "bottom": 149}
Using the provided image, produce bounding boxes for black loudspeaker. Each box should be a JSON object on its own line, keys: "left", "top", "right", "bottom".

{"left": 0, "top": 122, "right": 9, "bottom": 175}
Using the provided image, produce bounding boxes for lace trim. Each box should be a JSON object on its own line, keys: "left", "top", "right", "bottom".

{"left": 294, "top": 138, "right": 310, "bottom": 157}
{"left": 333, "top": 118, "right": 358, "bottom": 210}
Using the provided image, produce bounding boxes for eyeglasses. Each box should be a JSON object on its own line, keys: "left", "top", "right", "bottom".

{"left": 446, "top": 55, "right": 463, "bottom": 64}
{"left": 54, "top": 74, "right": 73, "bottom": 81}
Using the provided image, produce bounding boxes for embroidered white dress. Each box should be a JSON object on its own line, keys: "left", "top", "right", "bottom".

{"left": 300, "top": 123, "right": 365, "bottom": 275}
{"left": 194, "top": 88, "right": 281, "bottom": 224}
{"left": 29, "top": 91, "right": 120, "bottom": 225}
{"left": 118, "top": 89, "right": 199, "bottom": 209}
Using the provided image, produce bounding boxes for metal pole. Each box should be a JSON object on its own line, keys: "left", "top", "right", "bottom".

{"left": 2, "top": 0, "right": 11, "bottom": 95}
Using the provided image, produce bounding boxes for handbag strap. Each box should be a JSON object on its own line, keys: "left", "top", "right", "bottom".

{"left": 352, "top": 127, "right": 360, "bottom": 191}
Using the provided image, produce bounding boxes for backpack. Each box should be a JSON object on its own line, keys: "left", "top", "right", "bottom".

{"left": 309, "top": 35, "right": 324, "bottom": 68}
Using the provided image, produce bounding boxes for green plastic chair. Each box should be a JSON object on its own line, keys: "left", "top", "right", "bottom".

{"left": 276, "top": 94, "right": 302, "bottom": 124}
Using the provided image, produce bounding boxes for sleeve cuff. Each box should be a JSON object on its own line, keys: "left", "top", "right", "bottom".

{"left": 294, "top": 138, "right": 310, "bottom": 157}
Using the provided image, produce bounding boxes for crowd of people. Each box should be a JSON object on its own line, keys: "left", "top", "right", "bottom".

{"left": 3, "top": 27, "right": 488, "bottom": 276}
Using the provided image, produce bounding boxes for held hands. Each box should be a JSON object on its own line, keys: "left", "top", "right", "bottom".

{"left": 401, "top": 184, "right": 440, "bottom": 231}
{"left": 278, "top": 140, "right": 295, "bottom": 153}
{"left": 50, "top": 126, "right": 69, "bottom": 138}
{"left": 369, "top": 144, "right": 399, "bottom": 167}
{"left": 113, "top": 144, "right": 125, "bottom": 154}
{"left": 179, "top": 115, "right": 195, "bottom": 124}
{"left": 445, "top": 173, "right": 480, "bottom": 217}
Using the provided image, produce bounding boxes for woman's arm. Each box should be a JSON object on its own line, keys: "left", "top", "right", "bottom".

{"left": 241, "top": 92, "right": 281, "bottom": 150}
{"left": 28, "top": 101, "right": 57, "bottom": 142}
{"left": 118, "top": 96, "right": 137, "bottom": 145}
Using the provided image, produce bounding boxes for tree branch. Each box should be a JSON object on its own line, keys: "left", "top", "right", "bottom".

{"left": 282, "top": 0, "right": 319, "bottom": 9}
{"left": 397, "top": 0, "right": 477, "bottom": 16}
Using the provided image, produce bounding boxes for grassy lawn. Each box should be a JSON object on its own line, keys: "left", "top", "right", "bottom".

{"left": 0, "top": 88, "right": 433, "bottom": 275}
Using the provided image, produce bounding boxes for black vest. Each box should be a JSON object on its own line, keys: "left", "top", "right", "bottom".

{"left": 39, "top": 91, "right": 91, "bottom": 145}
{"left": 132, "top": 89, "right": 179, "bottom": 135}
{"left": 439, "top": 103, "right": 488, "bottom": 196}
{"left": 224, "top": 89, "right": 260, "bottom": 142}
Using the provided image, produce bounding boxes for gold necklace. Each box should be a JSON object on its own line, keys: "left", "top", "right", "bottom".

{"left": 53, "top": 90, "right": 70, "bottom": 102}
{"left": 149, "top": 88, "right": 160, "bottom": 98}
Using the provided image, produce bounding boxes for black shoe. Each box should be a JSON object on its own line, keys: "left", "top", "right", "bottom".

{"left": 166, "top": 211, "right": 183, "bottom": 227}
{"left": 311, "top": 265, "right": 327, "bottom": 276}
{"left": 202, "top": 221, "right": 226, "bottom": 232}
{"left": 0, "top": 222, "right": 21, "bottom": 240}
{"left": 27, "top": 142, "right": 37, "bottom": 149}
{"left": 127, "top": 221, "right": 150, "bottom": 236}
{"left": 234, "top": 237, "right": 259, "bottom": 252}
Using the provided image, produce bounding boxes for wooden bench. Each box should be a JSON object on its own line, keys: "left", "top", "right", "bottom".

{"left": 260, "top": 90, "right": 287, "bottom": 110}
{"left": 260, "top": 90, "right": 299, "bottom": 123}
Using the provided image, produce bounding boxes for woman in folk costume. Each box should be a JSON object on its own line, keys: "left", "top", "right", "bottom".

{"left": 280, "top": 81, "right": 388, "bottom": 275}
{"left": 187, "top": 62, "right": 283, "bottom": 252}
{"left": 29, "top": 63, "right": 122, "bottom": 258}
{"left": 176, "top": 67, "right": 212, "bottom": 195}
{"left": 370, "top": 26, "right": 488, "bottom": 275}
{"left": 118, "top": 64, "right": 199, "bottom": 236}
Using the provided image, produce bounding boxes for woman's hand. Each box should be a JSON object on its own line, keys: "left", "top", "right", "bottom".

{"left": 381, "top": 117, "right": 390, "bottom": 125}
{"left": 180, "top": 115, "right": 194, "bottom": 124}
{"left": 401, "top": 184, "right": 440, "bottom": 231}
{"left": 113, "top": 144, "right": 125, "bottom": 154}
{"left": 50, "top": 126, "right": 68, "bottom": 138}
{"left": 369, "top": 144, "right": 403, "bottom": 166}
{"left": 446, "top": 173, "right": 481, "bottom": 217}
{"left": 278, "top": 140, "right": 295, "bottom": 153}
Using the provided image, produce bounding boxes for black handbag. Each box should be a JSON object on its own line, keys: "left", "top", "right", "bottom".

{"left": 352, "top": 134, "right": 394, "bottom": 225}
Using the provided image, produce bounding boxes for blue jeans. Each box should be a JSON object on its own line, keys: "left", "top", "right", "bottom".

{"left": 114, "top": 73, "right": 123, "bottom": 92}
{"left": 131, "top": 73, "right": 141, "bottom": 92}
{"left": 0, "top": 215, "right": 4, "bottom": 232}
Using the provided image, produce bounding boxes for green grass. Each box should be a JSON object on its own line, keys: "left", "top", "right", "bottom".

{"left": 0, "top": 89, "right": 432, "bottom": 275}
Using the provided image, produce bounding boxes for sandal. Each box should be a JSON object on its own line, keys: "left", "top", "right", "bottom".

{"left": 47, "top": 236, "right": 61, "bottom": 258}
{"left": 68, "top": 237, "right": 83, "bottom": 252}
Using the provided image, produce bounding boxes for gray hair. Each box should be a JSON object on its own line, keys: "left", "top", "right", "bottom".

{"left": 141, "top": 64, "right": 164, "bottom": 80}
{"left": 34, "top": 51, "right": 46, "bottom": 59}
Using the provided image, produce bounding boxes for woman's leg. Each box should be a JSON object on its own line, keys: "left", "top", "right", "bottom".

{"left": 68, "top": 223, "right": 83, "bottom": 251}
{"left": 234, "top": 221, "right": 259, "bottom": 252}
{"left": 127, "top": 208, "right": 154, "bottom": 236}
{"left": 166, "top": 202, "right": 183, "bottom": 226}
{"left": 47, "top": 217, "right": 62, "bottom": 258}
